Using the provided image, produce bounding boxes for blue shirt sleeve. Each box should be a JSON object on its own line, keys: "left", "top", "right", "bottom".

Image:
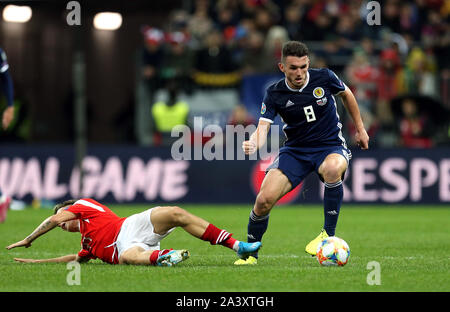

{"left": 259, "top": 90, "right": 277, "bottom": 123}
{"left": 0, "top": 49, "right": 14, "bottom": 107}
{"left": 327, "top": 69, "right": 346, "bottom": 95}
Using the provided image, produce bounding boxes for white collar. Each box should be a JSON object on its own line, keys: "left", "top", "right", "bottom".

{"left": 284, "top": 71, "right": 310, "bottom": 92}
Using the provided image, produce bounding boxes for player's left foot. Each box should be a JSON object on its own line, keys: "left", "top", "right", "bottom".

{"left": 236, "top": 241, "right": 262, "bottom": 259}
{"left": 0, "top": 195, "right": 11, "bottom": 223}
{"left": 156, "top": 249, "right": 190, "bottom": 267}
{"left": 305, "top": 229, "right": 329, "bottom": 256}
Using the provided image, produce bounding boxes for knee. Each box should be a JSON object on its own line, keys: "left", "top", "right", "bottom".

{"left": 254, "top": 192, "right": 276, "bottom": 215}
{"left": 320, "top": 159, "right": 346, "bottom": 183}
{"left": 165, "top": 206, "right": 189, "bottom": 226}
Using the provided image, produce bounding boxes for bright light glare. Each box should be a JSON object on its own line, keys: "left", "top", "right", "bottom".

{"left": 2, "top": 5, "right": 32, "bottom": 23}
{"left": 93, "top": 12, "right": 122, "bottom": 30}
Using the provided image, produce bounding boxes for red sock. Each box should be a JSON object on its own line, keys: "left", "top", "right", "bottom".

{"left": 149, "top": 249, "right": 173, "bottom": 265}
{"left": 201, "top": 224, "right": 237, "bottom": 250}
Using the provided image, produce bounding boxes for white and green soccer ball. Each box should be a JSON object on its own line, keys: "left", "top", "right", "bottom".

{"left": 316, "top": 236, "right": 350, "bottom": 266}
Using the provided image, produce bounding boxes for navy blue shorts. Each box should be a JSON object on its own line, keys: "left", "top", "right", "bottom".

{"left": 267, "top": 145, "right": 352, "bottom": 188}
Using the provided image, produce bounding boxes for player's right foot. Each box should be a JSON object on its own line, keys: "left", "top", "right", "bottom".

{"left": 236, "top": 241, "right": 262, "bottom": 259}
{"left": 234, "top": 256, "right": 258, "bottom": 265}
{"left": 0, "top": 195, "right": 11, "bottom": 223}
{"left": 156, "top": 249, "right": 190, "bottom": 267}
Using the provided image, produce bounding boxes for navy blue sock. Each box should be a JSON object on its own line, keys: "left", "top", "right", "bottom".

{"left": 247, "top": 210, "right": 269, "bottom": 258}
{"left": 323, "top": 181, "right": 343, "bottom": 236}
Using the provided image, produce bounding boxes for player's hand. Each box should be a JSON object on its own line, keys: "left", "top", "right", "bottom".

{"left": 13, "top": 258, "right": 37, "bottom": 263}
{"left": 355, "top": 128, "right": 369, "bottom": 150}
{"left": 6, "top": 239, "right": 32, "bottom": 250}
{"left": 2, "top": 106, "right": 14, "bottom": 130}
{"left": 242, "top": 140, "right": 257, "bottom": 155}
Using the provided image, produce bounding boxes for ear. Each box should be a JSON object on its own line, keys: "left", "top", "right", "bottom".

{"left": 278, "top": 62, "right": 285, "bottom": 73}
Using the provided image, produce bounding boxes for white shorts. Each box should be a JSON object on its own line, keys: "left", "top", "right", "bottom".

{"left": 115, "top": 208, "right": 175, "bottom": 259}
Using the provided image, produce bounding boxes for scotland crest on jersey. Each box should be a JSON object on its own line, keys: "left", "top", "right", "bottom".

{"left": 313, "top": 87, "right": 327, "bottom": 106}
{"left": 313, "top": 87, "right": 324, "bottom": 98}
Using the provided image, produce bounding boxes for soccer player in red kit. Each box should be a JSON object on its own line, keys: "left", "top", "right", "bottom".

{"left": 6, "top": 198, "right": 261, "bottom": 266}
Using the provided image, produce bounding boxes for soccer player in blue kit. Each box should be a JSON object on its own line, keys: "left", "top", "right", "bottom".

{"left": 0, "top": 47, "right": 15, "bottom": 223}
{"left": 235, "top": 41, "right": 369, "bottom": 265}
{"left": 0, "top": 47, "right": 14, "bottom": 130}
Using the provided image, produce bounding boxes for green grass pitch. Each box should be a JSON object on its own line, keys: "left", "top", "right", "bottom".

{"left": 0, "top": 204, "right": 449, "bottom": 292}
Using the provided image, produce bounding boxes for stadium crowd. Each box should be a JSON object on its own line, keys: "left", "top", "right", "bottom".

{"left": 140, "top": 0, "right": 450, "bottom": 148}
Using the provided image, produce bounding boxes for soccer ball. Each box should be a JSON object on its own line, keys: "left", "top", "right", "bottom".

{"left": 316, "top": 237, "right": 350, "bottom": 266}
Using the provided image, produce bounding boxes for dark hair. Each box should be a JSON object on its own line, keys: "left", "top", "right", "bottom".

{"left": 53, "top": 199, "right": 77, "bottom": 215}
{"left": 282, "top": 41, "right": 309, "bottom": 62}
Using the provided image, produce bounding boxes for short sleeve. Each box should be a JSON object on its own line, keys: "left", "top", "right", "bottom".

{"left": 78, "top": 249, "right": 96, "bottom": 260}
{"left": 259, "top": 91, "right": 277, "bottom": 123}
{"left": 65, "top": 199, "right": 107, "bottom": 218}
{"left": 65, "top": 205, "right": 83, "bottom": 218}
{"left": 327, "top": 69, "right": 346, "bottom": 95}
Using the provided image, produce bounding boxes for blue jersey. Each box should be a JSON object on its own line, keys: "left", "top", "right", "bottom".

{"left": 0, "top": 47, "right": 13, "bottom": 107}
{"left": 0, "top": 48, "right": 9, "bottom": 74}
{"left": 260, "top": 68, "right": 347, "bottom": 148}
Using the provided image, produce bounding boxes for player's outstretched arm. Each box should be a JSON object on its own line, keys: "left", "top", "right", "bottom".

{"left": 14, "top": 254, "right": 90, "bottom": 264}
{"left": 6, "top": 210, "right": 77, "bottom": 250}
{"left": 14, "top": 254, "right": 78, "bottom": 264}
{"left": 242, "top": 119, "right": 271, "bottom": 155}
{"left": 339, "top": 87, "right": 369, "bottom": 150}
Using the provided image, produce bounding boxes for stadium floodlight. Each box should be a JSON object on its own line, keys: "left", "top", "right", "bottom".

{"left": 93, "top": 12, "right": 122, "bottom": 30}
{"left": 2, "top": 4, "right": 32, "bottom": 23}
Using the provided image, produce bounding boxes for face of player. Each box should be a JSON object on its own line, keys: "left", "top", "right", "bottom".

{"left": 279, "top": 55, "right": 309, "bottom": 89}
{"left": 57, "top": 207, "right": 80, "bottom": 232}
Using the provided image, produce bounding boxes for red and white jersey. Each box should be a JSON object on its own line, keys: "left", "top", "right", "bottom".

{"left": 66, "top": 198, "right": 126, "bottom": 264}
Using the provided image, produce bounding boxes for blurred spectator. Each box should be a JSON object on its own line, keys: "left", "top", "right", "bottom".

{"left": 151, "top": 79, "right": 190, "bottom": 146}
{"left": 398, "top": 98, "right": 433, "bottom": 148}
{"left": 225, "top": 24, "right": 250, "bottom": 68}
{"left": 399, "top": 2, "right": 421, "bottom": 40}
{"left": 396, "top": 47, "right": 438, "bottom": 98}
{"left": 345, "top": 48, "right": 377, "bottom": 113}
{"left": 254, "top": 7, "right": 276, "bottom": 34}
{"left": 382, "top": 0, "right": 401, "bottom": 33}
{"left": 379, "top": 28, "right": 410, "bottom": 59}
{"left": 434, "top": 27, "right": 450, "bottom": 107}
{"left": 241, "top": 30, "right": 275, "bottom": 74}
{"left": 240, "top": 0, "right": 280, "bottom": 23}
{"left": 264, "top": 25, "right": 289, "bottom": 72}
{"left": 228, "top": 104, "right": 255, "bottom": 127}
{"left": 360, "top": 37, "right": 376, "bottom": 60}
{"left": 375, "top": 49, "right": 402, "bottom": 125}
{"left": 188, "top": 0, "right": 215, "bottom": 49}
{"left": 161, "top": 31, "right": 194, "bottom": 94}
{"left": 307, "top": 11, "right": 333, "bottom": 41}
{"left": 141, "top": 27, "right": 165, "bottom": 94}
{"left": 193, "top": 29, "right": 241, "bottom": 88}
{"left": 168, "top": 10, "right": 191, "bottom": 33}
{"left": 283, "top": 3, "right": 304, "bottom": 41}
{"left": 335, "top": 14, "right": 361, "bottom": 42}
{"left": 214, "top": 1, "right": 240, "bottom": 31}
